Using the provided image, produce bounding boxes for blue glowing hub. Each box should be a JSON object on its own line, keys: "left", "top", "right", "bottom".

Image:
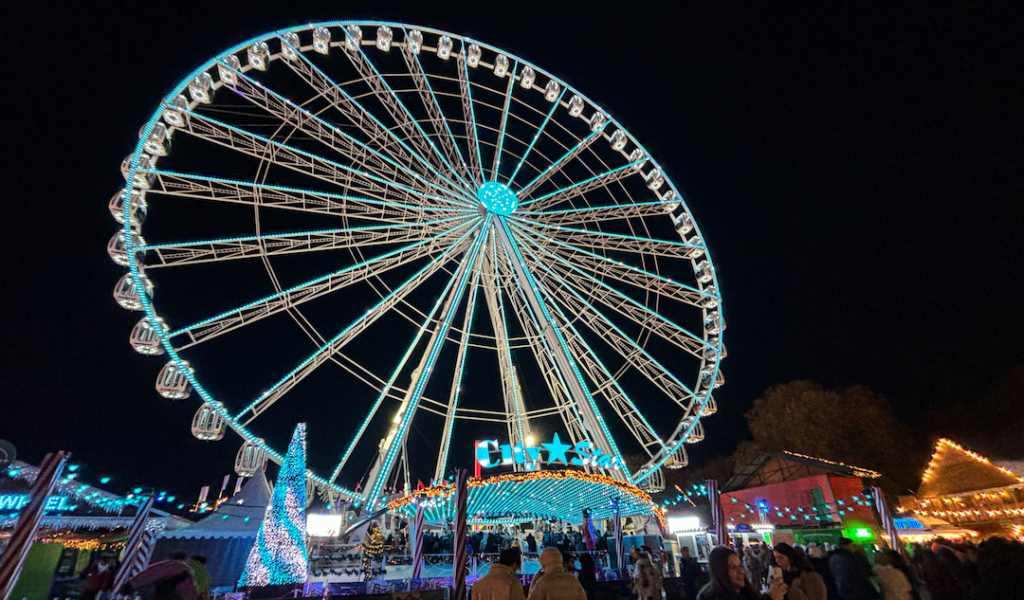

{"left": 477, "top": 182, "right": 518, "bottom": 215}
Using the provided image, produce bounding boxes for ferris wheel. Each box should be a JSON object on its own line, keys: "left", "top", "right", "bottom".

{"left": 109, "top": 21, "right": 724, "bottom": 510}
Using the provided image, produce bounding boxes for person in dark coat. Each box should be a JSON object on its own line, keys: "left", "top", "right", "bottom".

{"left": 696, "top": 547, "right": 786, "bottom": 600}
{"left": 525, "top": 533, "right": 537, "bottom": 553}
{"left": 828, "top": 538, "right": 879, "bottom": 600}
{"left": 679, "top": 546, "right": 702, "bottom": 600}
{"left": 80, "top": 559, "right": 113, "bottom": 600}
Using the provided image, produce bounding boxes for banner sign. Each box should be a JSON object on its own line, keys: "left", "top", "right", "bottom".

{"left": 0, "top": 494, "right": 73, "bottom": 513}
{"left": 475, "top": 433, "right": 623, "bottom": 470}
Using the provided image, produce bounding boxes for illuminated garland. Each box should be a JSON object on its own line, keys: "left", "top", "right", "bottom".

{"left": 361, "top": 522, "right": 386, "bottom": 577}
{"left": 723, "top": 491, "right": 876, "bottom": 524}
{"left": 780, "top": 452, "right": 881, "bottom": 479}
{"left": 33, "top": 533, "right": 125, "bottom": 551}
{"left": 922, "top": 438, "right": 1023, "bottom": 484}
{"left": 387, "top": 469, "right": 664, "bottom": 528}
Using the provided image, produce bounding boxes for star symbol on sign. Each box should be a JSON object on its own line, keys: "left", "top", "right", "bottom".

{"left": 542, "top": 433, "right": 573, "bottom": 465}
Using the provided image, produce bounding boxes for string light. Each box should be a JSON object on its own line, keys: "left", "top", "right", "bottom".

{"left": 387, "top": 469, "right": 665, "bottom": 528}
{"left": 921, "top": 438, "right": 1023, "bottom": 484}
{"left": 780, "top": 452, "right": 881, "bottom": 479}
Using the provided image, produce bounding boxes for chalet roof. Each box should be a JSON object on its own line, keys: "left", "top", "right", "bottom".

{"left": 918, "top": 438, "right": 1023, "bottom": 498}
{"left": 162, "top": 468, "right": 271, "bottom": 539}
{"left": 724, "top": 451, "right": 880, "bottom": 492}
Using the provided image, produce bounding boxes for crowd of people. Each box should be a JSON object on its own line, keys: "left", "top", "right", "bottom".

{"left": 469, "top": 535, "right": 1024, "bottom": 600}
{"left": 694, "top": 536, "right": 1024, "bottom": 600}
{"left": 471, "top": 545, "right": 663, "bottom": 600}
{"left": 388, "top": 523, "right": 613, "bottom": 558}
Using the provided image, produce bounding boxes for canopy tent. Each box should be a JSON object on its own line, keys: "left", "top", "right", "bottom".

{"left": 387, "top": 470, "right": 665, "bottom": 526}
{"left": 154, "top": 469, "right": 271, "bottom": 588}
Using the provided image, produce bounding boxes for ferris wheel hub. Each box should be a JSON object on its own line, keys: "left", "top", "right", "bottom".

{"left": 477, "top": 181, "right": 518, "bottom": 215}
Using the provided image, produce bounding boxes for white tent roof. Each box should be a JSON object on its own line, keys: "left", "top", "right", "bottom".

{"left": 162, "top": 469, "right": 271, "bottom": 539}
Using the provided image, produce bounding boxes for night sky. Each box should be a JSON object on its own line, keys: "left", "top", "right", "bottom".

{"left": 2, "top": 1, "right": 1021, "bottom": 502}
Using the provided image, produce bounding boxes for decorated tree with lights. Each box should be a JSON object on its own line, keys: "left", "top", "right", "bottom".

{"left": 238, "top": 424, "right": 309, "bottom": 587}
{"left": 361, "top": 521, "right": 386, "bottom": 579}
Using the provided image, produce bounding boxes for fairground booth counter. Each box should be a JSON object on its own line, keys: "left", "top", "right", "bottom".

{"left": 897, "top": 439, "right": 1024, "bottom": 542}
{"left": 300, "top": 468, "right": 667, "bottom": 592}
{"left": 716, "top": 451, "right": 887, "bottom": 549}
{"left": 0, "top": 460, "right": 190, "bottom": 600}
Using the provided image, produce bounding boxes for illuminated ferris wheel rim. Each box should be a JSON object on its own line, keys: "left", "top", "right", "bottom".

{"left": 116, "top": 20, "right": 725, "bottom": 507}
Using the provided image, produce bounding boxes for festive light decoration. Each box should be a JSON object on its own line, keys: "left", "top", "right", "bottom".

{"left": 4, "top": 462, "right": 152, "bottom": 514}
{"left": 360, "top": 522, "right": 386, "bottom": 578}
{"left": 238, "top": 424, "right": 309, "bottom": 587}
{"left": 921, "top": 438, "right": 1023, "bottom": 483}
{"left": 387, "top": 469, "right": 665, "bottom": 528}
{"left": 781, "top": 452, "right": 881, "bottom": 479}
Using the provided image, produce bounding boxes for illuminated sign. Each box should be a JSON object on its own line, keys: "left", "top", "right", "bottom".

{"left": 0, "top": 495, "right": 73, "bottom": 513}
{"left": 307, "top": 514, "right": 342, "bottom": 537}
{"left": 894, "top": 517, "right": 924, "bottom": 530}
{"left": 668, "top": 516, "right": 702, "bottom": 533}
{"left": 475, "top": 433, "right": 623, "bottom": 470}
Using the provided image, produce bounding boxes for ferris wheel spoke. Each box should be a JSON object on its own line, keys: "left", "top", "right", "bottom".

{"left": 341, "top": 39, "right": 477, "bottom": 195}
{"left": 510, "top": 229, "right": 697, "bottom": 405}
{"left": 494, "top": 218, "right": 629, "bottom": 481}
{"left": 176, "top": 108, "right": 473, "bottom": 210}
{"left": 480, "top": 232, "right": 529, "bottom": 453}
{"left": 508, "top": 87, "right": 566, "bottom": 187}
{"left": 516, "top": 125, "right": 608, "bottom": 198}
{"left": 219, "top": 57, "right": 470, "bottom": 203}
{"left": 139, "top": 217, "right": 471, "bottom": 268}
{"left": 513, "top": 224, "right": 714, "bottom": 307}
{"left": 236, "top": 225, "right": 481, "bottom": 425}
{"left": 518, "top": 157, "right": 646, "bottom": 211}
{"left": 535, "top": 284, "right": 666, "bottom": 458}
{"left": 331, "top": 250, "right": 469, "bottom": 483}
{"left": 276, "top": 44, "right": 471, "bottom": 198}
{"left": 490, "top": 61, "right": 519, "bottom": 182}
{"left": 397, "top": 32, "right": 476, "bottom": 188}
{"left": 523, "top": 200, "right": 668, "bottom": 226}
{"left": 513, "top": 218, "right": 703, "bottom": 261}
{"left": 167, "top": 221, "right": 477, "bottom": 349}
{"left": 433, "top": 265, "right": 483, "bottom": 483}
{"left": 362, "top": 219, "right": 492, "bottom": 506}
{"left": 143, "top": 170, "right": 472, "bottom": 224}
{"left": 512, "top": 223, "right": 708, "bottom": 358}
{"left": 457, "top": 47, "right": 485, "bottom": 186}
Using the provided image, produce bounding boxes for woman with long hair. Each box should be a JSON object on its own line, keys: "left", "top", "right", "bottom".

{"left": 772, "top": 543, "right": 827, "bottom": 600}
{"left": 697, "top": 547, "right": 786, "bottom": 600}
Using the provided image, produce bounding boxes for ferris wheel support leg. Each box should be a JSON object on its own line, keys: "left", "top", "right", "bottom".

{"left": 493, "top": 253, "right": 591, "bottom": 450}
{"left": 535, "top": 286, "right": 666, "bottom": 459}
{"left": 329, "top": 229, "right": 482, "bottom": 484}
{"left": 481, "top": 233, "right": 529, "bottom": 461}
{"left": 433, "top": 267, "right": 483, "bottom": 483}
{"left": 362, "top": 218, "right": 493, "bottom": 508}
{"left": 493, "top": 218, "right": 629, "bottom": 483}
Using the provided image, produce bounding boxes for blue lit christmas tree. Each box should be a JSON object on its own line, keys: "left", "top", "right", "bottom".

{"left": 238, "top": 424, "right": 309, "bottom": 587}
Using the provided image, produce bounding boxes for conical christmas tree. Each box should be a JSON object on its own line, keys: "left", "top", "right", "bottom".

{"left": 238, "top": 424, "right": 309, "bottom": 587}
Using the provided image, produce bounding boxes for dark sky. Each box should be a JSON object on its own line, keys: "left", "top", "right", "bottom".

{"left": 2, "top": 1, "right": 1021, "bottom": 502}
